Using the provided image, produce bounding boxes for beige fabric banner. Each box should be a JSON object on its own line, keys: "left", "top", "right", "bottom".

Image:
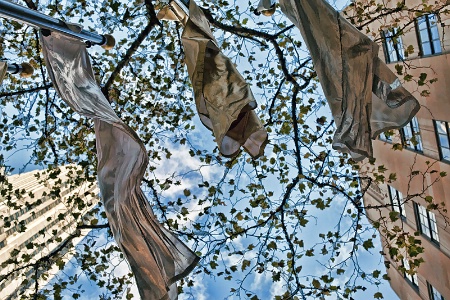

{"left": 40, "top": 31, "right": 199, "bottom": 300}
{"left": 159, "top": 0, "right": 268, "bottom": 158}
{"left": 259, "top": 0, "right": 420, "bottom": 160}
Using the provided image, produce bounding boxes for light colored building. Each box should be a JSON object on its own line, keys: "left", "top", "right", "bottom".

{"left": 0, "top": 165, "right": 98, "bottom": 299}
{"left": 345, "top": 1, "right": 450, "bottom": 299}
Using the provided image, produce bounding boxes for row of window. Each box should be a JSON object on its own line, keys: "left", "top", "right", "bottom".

{"left": 379, "top": 117, "right": 450, "bottom": 163}
{"left": 388, "top": 185, "right": 439, "bottom": 243}
{"left": 388, "top": 186, "right": 445, "bottom": 298}
{"left": 0, "top": 183, "right": 88, "bottom": 236}
{"left": 383, "top": 13, "right": 442, "bottom": 63}
{"left": 402, "top": 259, "right": 444, "bottom": 300}
{"left": 0, "top": 214, "right": 71, "bottom": 293}
{"left": 378, "top": 117, "right": 422, "bottom": 152}
{"left": 0, "top": 186, "right": 72, "bottom": 235}
{"left": 2, "top": 199, "right": 61, "bottom": 244}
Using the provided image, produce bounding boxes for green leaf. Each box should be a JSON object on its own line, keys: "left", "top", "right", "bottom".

{"left": 241, "top": 259, "right": 251, "bottom": 271}
{"left": 374, "top": 292, "right": 384, "bottom": 299}
{"left": 363, "top": 239, "right": 374, "bottom": 250}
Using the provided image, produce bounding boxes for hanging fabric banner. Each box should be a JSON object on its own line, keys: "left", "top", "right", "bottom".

{"left": 40, "top": 31, "right": 199, "bottom": 300}
{"left": 258, "top": 0, "right": 420, "bottom": 160}
{"left": 0, "top": 61, "right": 6, "bottom": 84}
{"left": 158, "top": 0, "right": 268, "bottom": 158}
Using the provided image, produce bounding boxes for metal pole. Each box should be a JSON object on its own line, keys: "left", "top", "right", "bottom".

{"left": 176, "top": 0, "right": 190, "bottom": 7}
{"left": 6, "top": 62, "right": 34, "bottom": 77}
{"left": 7, "top": 63, "right": 21, "bottom": 74}
{"left": 0, "top": 0, "right": 114, "bottom": 48}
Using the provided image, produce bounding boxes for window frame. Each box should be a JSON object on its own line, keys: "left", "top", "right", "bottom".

{"left": 382, "top": 28, "right": 404, "bottom": 63}
{"left": 414, "top": 202, "right": 440, "bottom": 245}
{"left": 416, "top": 14, "right": 442, "bottom": 56}
{"left": 401, "top": 117, "right": 423, "bottom": 152}
{"left": 428, "top": 282, "right": 445, "bottom": 300}
{"left": 388, "top": 185, "right": 406, "bottom": 219}
{"left": 434, "top": 120, "right": 450, "bottom": 163}
{"left": 402, "top": 257, "right": 419, "bottom": 289}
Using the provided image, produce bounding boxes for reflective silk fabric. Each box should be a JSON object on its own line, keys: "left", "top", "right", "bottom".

{"left": 40, "top": 32, "right": 199, "bottom": 300}
{"left": 263, "top": 0, "right": 420, "bottom": 159}
{"left": 256, "top": 0, "right": 276, "bottom": 13}
{"left": 159, "top": 1, "right": 268, "bottom": 158}
{"left": 0, "top": 61, "right": 6, "bottom": 84}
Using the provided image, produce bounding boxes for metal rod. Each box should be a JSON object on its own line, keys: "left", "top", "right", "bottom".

{"left": 6, "top": 62, "right": 34, "bottom": 77}
{"left": 7, "top": 63, "right": 20, "bottom": 74}
{"left": 0, "top": 0, "right": 110, "bottom": 46}
{"left": 176, "top": 0, "right": 190, "bottom": 7}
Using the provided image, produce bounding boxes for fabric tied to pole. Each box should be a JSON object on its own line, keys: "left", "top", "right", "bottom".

{"left": 40, "top": 31, "right": 199, "bottom": 300}
{"left": 158, "top": 0, "right": 268, "bottom": 158}
{"left": 259, "top": 0, "right": 420, "bottom": 160}
{"left": 0, "top": 61, "right": 6, "bottom": 84}
{"left": 256, "top": 0, "right": 276, "bottom": 15}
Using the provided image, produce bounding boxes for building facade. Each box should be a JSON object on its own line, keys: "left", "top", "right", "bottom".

{"left": 0, "top": 166, "right": 98, "bottom": 299}
{"left": 345, "top": 1, "right": 450, "bottom": 299}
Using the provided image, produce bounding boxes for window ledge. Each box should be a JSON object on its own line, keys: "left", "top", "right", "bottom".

{"left": 419, "top": 233, "right": 440, "bottom": 248}
{"left": 404, "top": 276, "right": 420, "bottom": 293}
{"left": 419, "top": 52, "right": 444, "bottom": 59}
{"left": 439, "top": 158, "right": 450, "bottom": 164}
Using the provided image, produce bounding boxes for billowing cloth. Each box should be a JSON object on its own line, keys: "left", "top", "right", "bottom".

{"left": 0, "top": 61, "right": 6, "bottom": 83}
{"left": 40, "top": 31, "right": 199, "bottom": 300}
{"left": 259, "top": 0, "right": 420, "bottom": 160}
{"left": 158, "top": 0, "right": 268, "bottom": 158}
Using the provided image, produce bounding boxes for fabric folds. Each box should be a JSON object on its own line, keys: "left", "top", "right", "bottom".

{"left": 40, "top": 31, "right": 199, "bottom": 300}
{"left": 158, "top": 0, "right": 268, "bottom": 158}
{"left": 265, "top": 0, "right": 420, "bottom": 160}
{"left": 0, "top": 61, "right": 6, "bottom": 84}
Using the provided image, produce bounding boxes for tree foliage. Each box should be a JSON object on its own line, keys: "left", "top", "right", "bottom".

{"left": 0, "top": 0, "right": 449, "bottom": 299}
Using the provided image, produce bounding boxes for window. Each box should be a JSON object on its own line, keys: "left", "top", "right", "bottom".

{"left": 379, "top": 131, "right": 392, "bottom": 142}
{"left": 403, "top": 257, "right": 419, "bottom": 288}
{"left": 434, "top": 120, "right": 450, "bottom": 162}
{"left": 417, "top": 14, "right": 441, "bottom": 56}
{"left": 382, "top": 28, "right": 404, "bottom": 63}
{"left": 401, "top": 117, "right": 422, "bottom": 152}
{"left": 428, "top": 283, "right": 445, "bottom": 300}
{"left": 415, "top": 203, "right": 439, "bottom": 243}
{"left": 388, "top": 185, "right": 405, "bottom": 219}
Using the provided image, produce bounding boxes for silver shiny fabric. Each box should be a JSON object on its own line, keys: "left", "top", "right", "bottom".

{"left": 256, "top": 0, "right": 275, "bottom": 14}
{"left": 158, "top": 0, "right": 268, "bottom": 158}
{"left": 0, "top": 61, "right": 6, "bottom": 83}
{"left": 270, "top": 0, "right": 420, "bottom": 159}
{"left": 40, "top": 31, "right": 199, "bottom": 300}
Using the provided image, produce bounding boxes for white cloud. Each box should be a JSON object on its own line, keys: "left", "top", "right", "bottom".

{"left": 179, "top": 276, "right": 208, "bottom": 300}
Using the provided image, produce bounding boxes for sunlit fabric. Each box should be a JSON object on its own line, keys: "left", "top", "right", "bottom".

{"left": 0, "top": 61, "right": 6, "bottom": 83}
{"left": 267, "top": 0, "right": 420, "bottom": 159}
{"left": 40, "top": 31, "right": 199, "bottom": 300}
{"left": 158, "top": 0, "right": 268, "bottom": 158}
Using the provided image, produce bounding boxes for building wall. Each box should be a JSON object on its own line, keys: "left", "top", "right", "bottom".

{"left": 345, "top": 1, "right": 450, "bottom": 299}
{"left": 0, "top": 166, "right": 98, "bottom": 299}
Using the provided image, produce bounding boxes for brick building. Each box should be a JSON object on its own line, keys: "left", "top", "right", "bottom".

{"left": 345, "top": 1, "right": 450, "bottom": 299}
